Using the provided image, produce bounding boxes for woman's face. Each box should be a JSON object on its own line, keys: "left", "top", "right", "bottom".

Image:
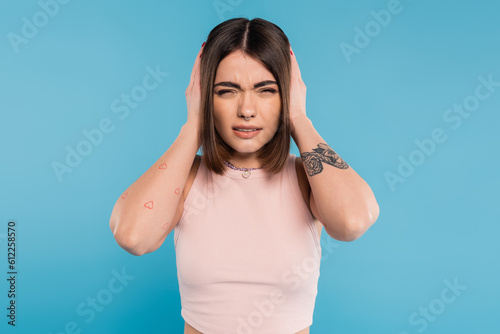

{"left": 213, "top": 50, "right": 281, "bottom": 164}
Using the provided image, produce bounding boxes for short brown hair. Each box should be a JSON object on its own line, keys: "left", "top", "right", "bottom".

{"left": 199, "top": 17, "right": 292, "bottom": 175}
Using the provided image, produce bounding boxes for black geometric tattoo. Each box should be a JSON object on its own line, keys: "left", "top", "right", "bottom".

{"left": 300, "top": 143, "right": 349, "bottom": 176}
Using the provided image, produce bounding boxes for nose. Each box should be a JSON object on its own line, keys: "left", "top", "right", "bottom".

{"left": 237, "top": 91, "right": 256, "bottom": 119}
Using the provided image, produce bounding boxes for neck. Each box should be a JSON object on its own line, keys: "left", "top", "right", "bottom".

{"left": 224, "top": 160, "right": 265, "bottom": 170}
{"left": 227, "top": 154, "right": 262, "bottom": 169}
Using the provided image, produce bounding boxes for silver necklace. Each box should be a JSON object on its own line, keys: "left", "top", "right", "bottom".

{"left": 223, "top": 160, "right": 265, "bottom": 179}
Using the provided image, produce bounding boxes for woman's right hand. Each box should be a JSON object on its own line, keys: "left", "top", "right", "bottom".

{"left": 185, "top": 43, "right": 204, "bottom": 126}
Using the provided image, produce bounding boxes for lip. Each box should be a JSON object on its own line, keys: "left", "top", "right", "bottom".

{"left": 233, "top": 128, "right": 261, "bottom": 138}
{"left": 232, "top": 124, "right": 262, "bottom": 130}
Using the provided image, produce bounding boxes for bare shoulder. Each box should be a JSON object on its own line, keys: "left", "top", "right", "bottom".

{"left": 295, "top": 156, "right": 323, "bottom": 237}
{"left": 294, "top": 156, "right": 311, "bottom": 212}
{"left": 171, "top": 155, "right": 202, "bottom": 226}
{"left": 182, "top": 154, "right": 202, "bottom": 201}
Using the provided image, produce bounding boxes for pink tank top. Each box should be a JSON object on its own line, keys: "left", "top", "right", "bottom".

{"left": 174, "top": 153, "right": 322, "bottom": 333}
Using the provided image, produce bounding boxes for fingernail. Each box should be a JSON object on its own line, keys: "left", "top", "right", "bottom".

{"left": 202, "top": 42, "right": 206, "bottom": 48}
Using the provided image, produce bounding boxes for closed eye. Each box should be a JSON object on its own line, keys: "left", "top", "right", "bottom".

{"left": 215, "top": 88, "right": 278, "bottom": 96}
{"left": 261, "top": 89, "right": 278, "bottom": 94}
{"left": 215, "top": 90, "right": 234, "bottom": 95}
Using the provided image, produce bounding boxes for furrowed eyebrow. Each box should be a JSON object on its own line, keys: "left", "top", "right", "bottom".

{"left": 213, "top": 80, "right": 278, "bottom": 89}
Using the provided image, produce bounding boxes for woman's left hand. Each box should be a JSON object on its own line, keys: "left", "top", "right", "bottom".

{"left": 289, "top": 45, "right": 308, "bottom": 138}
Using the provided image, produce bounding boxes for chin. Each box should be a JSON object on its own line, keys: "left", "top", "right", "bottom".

{"left": 229, "top": 143, "right": 264, "bottom": 153}
{"left": 219, "top": 129, "right": 273, "bottom": 154}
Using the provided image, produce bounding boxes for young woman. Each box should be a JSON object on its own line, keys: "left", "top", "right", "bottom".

{"left": 110, "top": 17, "right": 379, "bottom": 334}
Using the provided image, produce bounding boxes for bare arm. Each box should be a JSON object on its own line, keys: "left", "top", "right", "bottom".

{"left": 288, "top": 45, "right": 379, "bottom": 242}
{"left": 109, "top": 43, "right": 205, "bottom": 256}
{"left": 293, "top": 116, "right": 379, "bottom": 242}
{"left": 109, "top": 121, "right": 200, "bottom": 256}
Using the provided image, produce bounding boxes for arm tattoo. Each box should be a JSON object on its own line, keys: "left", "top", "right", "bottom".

{"left": 300, "top": 143, "right": 349, "bottom": 176}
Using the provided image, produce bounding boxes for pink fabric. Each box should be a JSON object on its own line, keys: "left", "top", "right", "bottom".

{"left": 174, "top": 153, "right": 322, "bottom": 334}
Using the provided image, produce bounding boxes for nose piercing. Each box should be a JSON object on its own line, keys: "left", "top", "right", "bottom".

{"left": 244, "top": 117, "right": 250, "bottom": 121}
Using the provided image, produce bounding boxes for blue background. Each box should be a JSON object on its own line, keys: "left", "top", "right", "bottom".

{"left": 1, "top": 0, "right": 499, "bottom": 333}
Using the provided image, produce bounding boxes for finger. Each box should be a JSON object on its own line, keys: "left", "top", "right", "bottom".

{"left": 189, "top": 43, "right": 204, "bottom": 86}
{"left": 289, "top": 45, "right": 302, "bottom": 80}
{"left": 190, "top": 47, "right": 202, "bottom": 83}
